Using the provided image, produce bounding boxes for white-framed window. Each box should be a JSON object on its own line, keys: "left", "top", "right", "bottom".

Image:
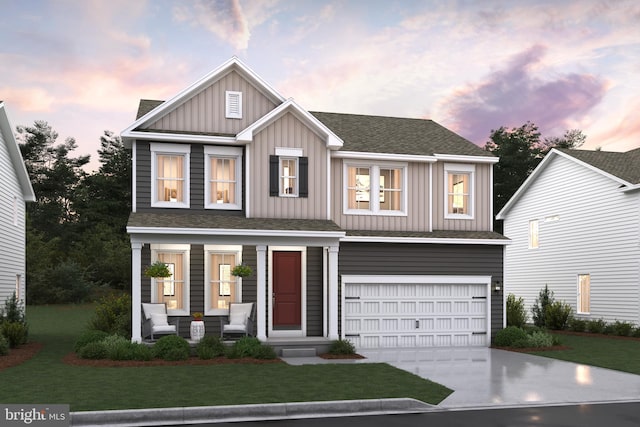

{"left": 344, "top": 162, "right": 407, "bottom": 215}
{"left": 204, "top": 146, "right": 242, "bottom": 210}
{"left": 225, "top": 91, "right": 242, "bottom": 119}
{"left": 205, "top": 245, "right": 242, "bottom": 315}
{"left": 150, "top": 143, "right": 190, "bottom": 208}
{"left": 529, "top": 219, "right": 539, "bottom": 249}
{"left": 280, "top": 157, "right": 298, "bottom": 196}
{"left": 150, "top": 244, "right": 190, "bottom": 315}
{"left": 578, "top": 274, "right": 590, "bottom": 314}
{"left": 444, "top": 163, "right": 474, "bottom": 219}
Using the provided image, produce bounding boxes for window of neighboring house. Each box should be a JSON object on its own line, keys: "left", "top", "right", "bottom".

{"left": 529, "top": 219, "right": 539, "bottom": 249}
{"left": 150, "top": 143, "right": 190, "bottom": 208}
{"left": 151, "top": 245, "right": 190, "bottom": 315}
{"left": 15, "top": 275, "right": 21, "bottom": 300}
{"left": 205, "top": 245, "right": 242, "bottom": 315}
{"left": 204, "top": 146, "right": 242, "bottom": 209}
{"left": 13, "top": 196, "right": 18, "bottom": 226}
{"left": 444, "top": 163, "right": 474, "bottom": 219}
{"left": 345, "top": 163, "right": 406, "bottom": 215}
{"left": 269, "top": 148, "right": 308, "bottom": 198}
{"left": 225, "top": 91, "right": 242, "bottom": 119}
{"left": 578, "top": 274, "right": 590, "bottom": 314}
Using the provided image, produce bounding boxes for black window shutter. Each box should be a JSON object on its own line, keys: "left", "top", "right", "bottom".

{"left": 299, "top": 156, "right": 308, "bottom": 198}
{"left": 269, "top": 155, "right": 279, "bottom": 196}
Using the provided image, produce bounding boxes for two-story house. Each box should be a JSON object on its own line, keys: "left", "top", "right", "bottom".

{"left": 122, "top": 57, "right": 508, "bottom": 352}
{"left": 497, "top": 148, "right": 640, "bottom": 326}
{"left": 0, "top": 102, "right": 35, "bottom": 307}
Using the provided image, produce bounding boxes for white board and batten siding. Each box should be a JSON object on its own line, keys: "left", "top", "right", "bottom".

{"left": 503, "top": 154, "right": 640, "bottom": 325}
{"left": 342, "top": 275, "right": 492, "bottom": 349}
{"left": 0, "top": 129, "right": 28, "bottom": 303}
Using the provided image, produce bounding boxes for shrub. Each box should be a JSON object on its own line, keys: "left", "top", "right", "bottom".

{"left": 253, "top": 344, "right": 277, "bottom": 360}
{"left": 544, "top": 301, "right": 573, "bottom": 330}
{"left": 88, "top": 293, "right": 132, "bottom": 338}
{"left": 226, "top": 337, "right": 262, "bottom": 359}
{"left": 152, "top": 335, "right": 191, "bottom": 361}
{"left": 568, "top": 317, "right": 587, "bottom": 332}
{"left": 328, "top": 339, "right": 356, "bottom": 355}
{"left": 1, "top": 321, "right": 28, "bottom": 348}
{"left": 0, "top": 335, "right": 9, "bottom": 356}
{"left": 632, "top": 327, "right": 640, "bottom": 338}
{"left": 531, "top": 285, "right": 554, "bottom": 328}
{"left": 587, "top": 319, "right": 607, "bottom": 334}
{"left": 0, "top": 292, "right": 26, "bottom": 324}
{"left": 611, "top": 321, "right": 634, "bottom": 337}
{"left": 493, "top": 326, "right": 528, "bottom": 347}
{"left": 101, "top": 335, "right": 131, "bottom": 360}
{"left": 527, "top": 330, "right": 554, "bottom": 348}
{"left": 130, "top": 343, "right": 153, "bottom": 361}
{"left": 74, "top": 330, "right": 109, "bottom": 353}
{"left": 196, "top": 336, "right": 225, "bottom": 360}
{"left": 506, "top": 294, "right": 528, "bottom": 328}
{"left": 78, "top": 341, "right": 107, "bottom": 359}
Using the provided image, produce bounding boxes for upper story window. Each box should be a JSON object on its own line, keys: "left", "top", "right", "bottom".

{"left": 204, "top": 146, "right": 242, "bottom": 210}
{"left": 444, "top": 163, "right": 474, "bottom": 219}
{"left": 151, "top": 143, "right": 190, "bottom": 208}
{"left": 529, "top": 219, "right": 539, "bottom": 249}
{"left": 270, "top": 148, "right": 308, "bottom": 198}
{"left": 225, "top": 91, "right": 242, "bottom": 119}
{"left": 344, "top": 162, "right": 406, "bottom": 215}
{"left": 151, "top": 244, "right": 190, "bottom": 316}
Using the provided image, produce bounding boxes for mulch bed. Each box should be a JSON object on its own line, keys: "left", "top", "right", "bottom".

{"left": 492, "top": 345, "right": 570, "bottom": 353}
{"left": 62, "top": 352, "right": 284, "bottom": 367}
{"left": 319, "top": 353, "right": 366, "bottom": 359}
{"left": 0, "top": 342, "right": 43, "bottom": 371}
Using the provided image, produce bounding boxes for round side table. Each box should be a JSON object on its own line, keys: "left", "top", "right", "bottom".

{"left": 190, "top": 320, "right": 205, "bottom": 342}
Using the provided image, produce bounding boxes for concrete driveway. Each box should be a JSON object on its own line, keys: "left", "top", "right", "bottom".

{"left": 358, "top": 347, "right": 640, "bottom": 408}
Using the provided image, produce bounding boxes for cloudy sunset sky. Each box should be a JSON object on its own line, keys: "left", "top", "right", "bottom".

{"left": 1, "top": 0, "right": 639, "bottom": 170}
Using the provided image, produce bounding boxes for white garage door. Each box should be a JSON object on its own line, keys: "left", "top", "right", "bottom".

{"left": 343, "top": 276, "right": 491, "bottom": 348}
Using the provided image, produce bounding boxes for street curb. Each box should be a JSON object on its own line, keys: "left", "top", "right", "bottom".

{"left": 70, "top": 398, "right": 434, "bottom": 426}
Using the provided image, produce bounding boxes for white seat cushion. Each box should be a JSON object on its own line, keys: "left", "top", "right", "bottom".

{"left": 229, "top": 312, "right": 247, "bottom": 326}
{"left": 152, "top": 324, "right": 176, "bottom": 333}
{"left": 142, "top": 303, "right": 167, "bottom": 320}
{"left": 223, "top": 324, "right": 247, "bottom": 333}
{"left": 150, "top": 313, "right": 169, "bottom": 326}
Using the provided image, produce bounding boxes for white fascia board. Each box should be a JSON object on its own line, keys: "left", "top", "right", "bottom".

{"left": 127, "top": 226, "right": 345, "bottom": 239}
{"left": 341, "top": 235, "right": 511, "bottom": 245}
{"left": 0, "top": 102, "right": 36, "bottom": 202}
{"left": 122, "top": 130, "right": 239, "bottom": 145}
{"left": 333, "top": 151, "right": 437, "bottom": 163}
{"left": 236, "top": 99, "right": 343, "bottom": 149}
{"left": 121, "top": 57, "right": 285, "bottom": 140}
{"left": 552, "top": 149, "right": 632, "bottom": 188}
{"left": 341, "top": 274, "right": 492, "bottom": 285}
{"left": 434, "top": 153, "right": 499, "bottom": 164}
{"left": 620, "top": 184, "right": 640, "bottom": 193}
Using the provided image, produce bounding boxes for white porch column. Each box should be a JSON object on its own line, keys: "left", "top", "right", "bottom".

{"left": 327, "top": 245, "right": 339, "bottom": 340}
{"left": 131, "top": 242, "right": 143, "bottom": 343}
{"left": 256, "top": 245, "right": 267, "bottom": 341}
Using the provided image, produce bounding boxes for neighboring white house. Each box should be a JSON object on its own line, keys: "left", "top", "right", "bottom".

{"left": 497, "top": 147, "right": 640, "bottom": 326}
{"left": 0, "top": 102, "right": 35, "bottom": 307}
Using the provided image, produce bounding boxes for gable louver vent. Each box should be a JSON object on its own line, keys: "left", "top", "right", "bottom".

{"left": 226, "top": 91, "right": 242, "bottom": 119}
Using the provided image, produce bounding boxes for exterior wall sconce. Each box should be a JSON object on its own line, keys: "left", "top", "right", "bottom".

{"left": 493, "top": 282, "right": 502, "bottom": 292}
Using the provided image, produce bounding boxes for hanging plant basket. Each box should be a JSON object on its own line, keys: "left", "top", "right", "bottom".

{"left": 231, "top": 264, "right": 253, "bottom": 278}
{"left": 144, "top": 261, "right": 172, "bottom": 278}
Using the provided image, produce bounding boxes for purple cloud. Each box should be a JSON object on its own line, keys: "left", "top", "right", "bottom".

{"left": 443, "top": 45, "right": 608, "bottom": 145}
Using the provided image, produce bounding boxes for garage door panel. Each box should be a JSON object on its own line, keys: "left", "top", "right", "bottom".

{"left": 345, "top": 280, "right": 489, "bottom": 349}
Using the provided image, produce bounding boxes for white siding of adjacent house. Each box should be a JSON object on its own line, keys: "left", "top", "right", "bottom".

{"left": 503, "top": 154, "right": 640, "bottom": 325}
{"left": 0, "top": 129, "right": 27, "bottom": 304}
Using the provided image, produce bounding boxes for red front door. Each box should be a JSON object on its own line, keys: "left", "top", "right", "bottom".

{"left": 273, "top": 251, "right": 301, "bottom": 328}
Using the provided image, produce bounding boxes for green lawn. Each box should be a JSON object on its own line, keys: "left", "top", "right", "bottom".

{"left": 0, "top": 305, "right": 452, "bottom": 412}
{"left": 529, "top": 333, "right": 640, "bottom": 375}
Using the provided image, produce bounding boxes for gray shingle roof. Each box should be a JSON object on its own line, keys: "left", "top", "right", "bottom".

{"left": 134, "top": 100, "right": 493, "bottom": 157}
{"left": 311, "top": 111, "right": 494, "bottom": 157}
{"left": 128, "top": 212, "right": 343, "bottom": 232}
{"left": 346, "top": 230, "right": 509, "bottom": 240}
{"left": 558, "top": 148, "right": 640, "bottom": 185}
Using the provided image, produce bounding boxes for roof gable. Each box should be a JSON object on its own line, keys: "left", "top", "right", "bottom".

{"left": 122, "top": 57, "right": 285, "bottom": 141}
{"left": 0, "top": 102, "right": 35, "bottom": 202}
{"left": 497, "top": 148, "right": 640, "bottom": 219}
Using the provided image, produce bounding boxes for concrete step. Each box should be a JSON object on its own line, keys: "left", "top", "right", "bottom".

{"left": 281, "top": 347, "right": 317, "bottom": 357}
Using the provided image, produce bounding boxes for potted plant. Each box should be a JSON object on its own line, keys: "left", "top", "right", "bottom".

{"left": 231, "top": 264, "right": 253, "bottom": 278}
{"left": 144, "top": 261, "right": 171, "bottom": 278}
{"left": 192, "top": 312, "right": 204, "bottom": 322}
